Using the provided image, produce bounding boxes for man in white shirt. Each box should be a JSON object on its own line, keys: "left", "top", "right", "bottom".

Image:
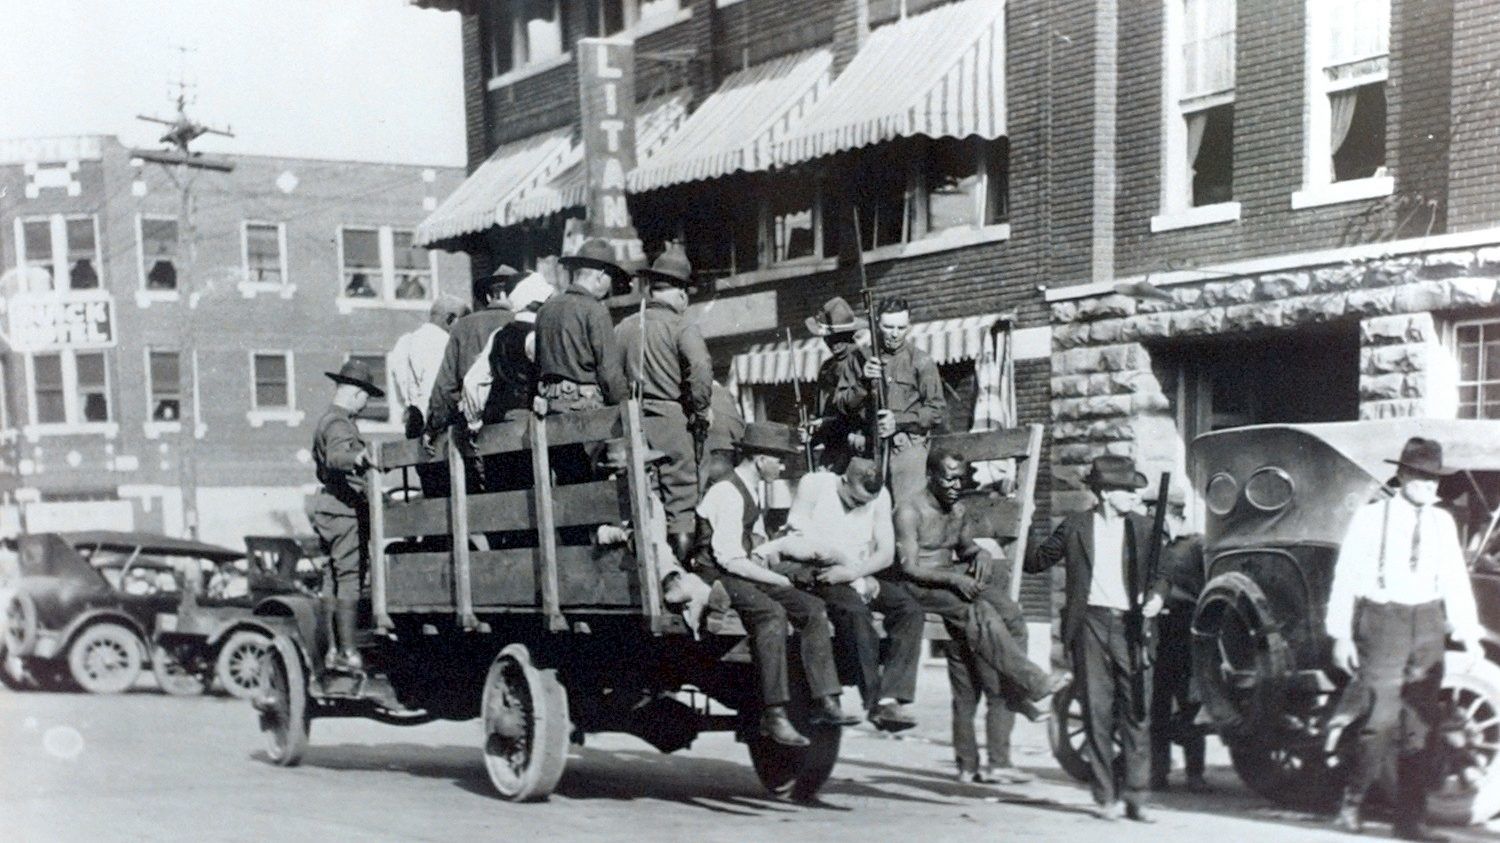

{"left": 389, "top": 295, "right": 469, "bottom": 439}
{"left": 1328, "top": 437, "right": 1482, "bottom": 841}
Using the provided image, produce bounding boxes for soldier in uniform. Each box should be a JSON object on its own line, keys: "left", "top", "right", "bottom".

{"left": 617, "top": 245, "right": 713, "bottom": 559}
{"left": 307, "top": 360, "right": 383, "bottom": 672}
{"left": 804, "top": 297, "right": 864, "bottom": 473}
{"left": 534, "top": 238, "right": 630, "bottom": 414}
{"left": 834, "top": 297, "right": 945, "bottom": 498}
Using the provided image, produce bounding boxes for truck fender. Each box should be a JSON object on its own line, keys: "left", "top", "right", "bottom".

{"left": 252, "top": 595, "right": 325, "bottom": 662}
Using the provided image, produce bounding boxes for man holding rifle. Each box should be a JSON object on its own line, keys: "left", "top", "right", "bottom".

{"left": 803, "top": 297, "right": 865, "bottom": 473}
{"left": 1025, "top": 455, "right": 1169, "bottom": 822}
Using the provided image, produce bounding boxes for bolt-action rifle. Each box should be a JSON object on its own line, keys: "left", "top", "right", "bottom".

{"left": 1131, "top": 471, "right": 1171, "bottom": 720}
{"left": 786, "top": 327, "right": 815, "bottom": 471}
{"left": 850, "top": 207, "right": 890, "bottom": 482}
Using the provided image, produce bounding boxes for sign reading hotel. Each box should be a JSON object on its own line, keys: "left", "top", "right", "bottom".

{"left": 576, "top": 38, "right": 644, "bottom": 267}
{"left": 7, "top": 291, "right": 116, "bottom": 352}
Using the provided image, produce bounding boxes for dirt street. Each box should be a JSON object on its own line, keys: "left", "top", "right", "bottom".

{"left": 2, "top": 666, "right": 1495, "bottom": 843}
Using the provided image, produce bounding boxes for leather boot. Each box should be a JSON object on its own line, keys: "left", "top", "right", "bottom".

{"left": 332, "top": 599, "right": 363, "bottom": 672}
{"left": 669, "top": 531, "right": 697, "bottom": 566}
{"left": 760, "top": 705, "right": 810, "bottom": 747}
{"left": 809, "top": 695, "right": 861, "bottom": 727}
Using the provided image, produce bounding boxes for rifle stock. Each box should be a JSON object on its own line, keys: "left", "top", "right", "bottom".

{"left": 850, "top": 207, "right": 890, "bottom": 480}
{"left": 786, "top": 327, "right": 815, "bottom": 471}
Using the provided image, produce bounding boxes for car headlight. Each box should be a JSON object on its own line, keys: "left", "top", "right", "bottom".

{"left": 1205, "top": 472, "right": 1239, "bottom": 516}
{"left": 1245, "top": 466, "right": 1295, "bottom": 513}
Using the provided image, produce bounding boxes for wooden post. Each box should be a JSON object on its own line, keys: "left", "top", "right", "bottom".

{"left": 366, "top": 458, "right": 393, "bottom": 633}
{"left": 529, "top": 414, "right": 566, "bottom": 632}
{"left": 447, "top": 435, "right": 481, "bottom": 632}
{"left": 622, "top": 399, "right": 665, "bottom": 634}
{"left": 1009, "top": 423, "right": 1045, "bottom": 603}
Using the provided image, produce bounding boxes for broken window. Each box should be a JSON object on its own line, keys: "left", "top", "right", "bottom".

{"left": 1190, "top": 104, "right": 1234, "bottom": 206}
{"left": 149, "top": 350, "right": 182, "bottom": 422}
{"left": 141, "top": 217, "right": 179, "bottom": 291}
{"left": 1331, "top": 82, "right": 1386, "bottom": 182}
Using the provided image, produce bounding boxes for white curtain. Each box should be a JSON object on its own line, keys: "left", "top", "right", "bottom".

{"left": 1327, "top": 0, "right": 1390, "bottom": 68}
{"left": 1186, "top": 110, "right": 1209, "bottom": 172}
{"left": 1329, "top": 88, "right": 1359, "bottom": 162}
{"left": 969, "top": 323, "right": 1017, "bottom": 490}
{"left": 1182, "top": 0, "right": 1236, "bottom": 99}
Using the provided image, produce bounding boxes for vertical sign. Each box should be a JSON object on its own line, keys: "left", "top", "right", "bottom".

{"left": 577, "top": 37, "right": 644, "bottom": 267}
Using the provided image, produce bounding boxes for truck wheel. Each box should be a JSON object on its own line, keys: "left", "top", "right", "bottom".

{"left": 1226, "top": 738, "right": 1343, "bottom": 811}
{"left": 1048, "top": 681, "right": 1092, "bottom": 783}
{"left": 481, "top": 644, "right": 570, "bottom": 802}
{"left": 151, "top": 643, "right": 207, "bottom": 696}
{"left": 215, "top": 631, "right": 270, "bottom": 700}
{"left": 1428, "top": 654, "right": 1500, "bottom": 825}
{"left": 68, "top": 623, "right": 143, "bottom": 694}
{"left": 747, "top": 721, "right": 842, "bottom": 802}
{"left": 256, "top": 636, "right": 310, "bottom": 766}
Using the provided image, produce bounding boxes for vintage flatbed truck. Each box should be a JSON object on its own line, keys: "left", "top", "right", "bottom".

{"left": 245, "top": 398, "right": 1043, "bottom": 803}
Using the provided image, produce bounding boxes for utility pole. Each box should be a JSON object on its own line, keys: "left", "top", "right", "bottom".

{"left": 131, "top": 58, "right": 234, "bottom": 539}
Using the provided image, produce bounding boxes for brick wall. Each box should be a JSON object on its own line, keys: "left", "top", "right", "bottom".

{"left": 1447, "top": 0, "right": 1500, "bottom": 230}
{"left": 1390, "top": 0, "right": 1453, "bottom": 236}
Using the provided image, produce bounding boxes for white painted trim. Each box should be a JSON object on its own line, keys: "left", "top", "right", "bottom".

{"left": 1044, "top": 224, "right": 1500, "bottom": 302}
{"left": 1150, "top": 201, "right": 1242, "bottom": 232}
{"left": 630, "top": 4, "right": 692, "bottom": 38}
{"left": 486, "top": 52, "right": 572, "bottom": 91}
{"left": 135, "top": 212, "right": 180, "bottom": 295}
{"left": 248, "top": 350, "right": 297, "bottom": 415}
{"left": 238, "top": 219, "right": 290, "bottom": 296}
{"left": 1290, "top": 174, "right": 1394, "bottom": 209}
{"left": 336, "top": 298, "right": 432, "bottom": 315}
{"left": 23, "top": 421, "right": 119, "bottom": 439}
{"left": 863, "top": 223, "right": 1011, "bottom": 265}
{"left": 142, "top": 420, "right": 182, "bottom": 439}
{"left": 246, "top": 409, "right": 305, "bottom": 428}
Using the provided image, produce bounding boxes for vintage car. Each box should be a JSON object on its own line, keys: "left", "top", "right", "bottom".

{"left": 1186, "top": 420, "right": 1500, "bottom": 825}
{"left": 2, "top": 531, "right": 306, "bottom": 696}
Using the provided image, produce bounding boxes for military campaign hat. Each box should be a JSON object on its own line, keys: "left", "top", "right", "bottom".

{"left": 325, "top": 359, "right": 385, "bottom": 399}
{"left": 806, "top": 296, "right": 861, "bottom": 336}
{"left": 473, "top": 263, "right": 521, "bottom": 304}
{"left": 559, "top": 238, "right": 632, "bottom": 281}
{"left": 638, "top": 244, "right": 697, "bottom": 291}
{"left": 738, "top": 422, "right": 800, "bottom": 457}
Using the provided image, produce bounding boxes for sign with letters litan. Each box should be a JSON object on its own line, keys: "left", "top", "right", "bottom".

{"left": 7, "top": 291, "right": 116, "bottom": 352}
{"left": 576, "top": 38, "right": 644, "bottom": 267}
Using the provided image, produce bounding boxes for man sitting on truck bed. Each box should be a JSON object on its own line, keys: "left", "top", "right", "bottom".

{"left": 695, "top": 422, "right": 861, "bottom": 747}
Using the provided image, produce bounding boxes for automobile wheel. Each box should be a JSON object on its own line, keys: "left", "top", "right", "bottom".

{"left": 1048, "top": 679, "right": 1093, "bottom": 783}
{"left": 256, "top": 635, "right": 310, "bottom": 766}
{"left": 3, "top": 592, "right": 37, "bottom": 656}
{"left": 744, "top": 655, "right": 842, "bottom": 803}
{"left": 67, "top": 623, "right": 144, "bottom": 694}
{"left": 1428, "top": 654, "right": 1500, "bottom": 825}
{"left": 1226, "top": 736, "right": 1344, "bottom": 811}
{"left": 215, "top": 631, "right": 270, "bottom": 700}
{"left": 151, "top": 643, "right": 207, "bottom": 697}
{"left": 481, "top": 644, "right": 570, "bottom": 802}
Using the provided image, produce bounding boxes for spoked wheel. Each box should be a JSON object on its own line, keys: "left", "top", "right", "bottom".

{"left": 481, "top": 644, "right": 570, "bottom": 802}
{"left": 256, "top": 636, "right": 310, "bottom": 766}
{"left": 3, "top": 592, "right": 37, "bottom": 657}
{"left": 1226, "top": 737, "right": 1344, "bottom": 811}
{"left": 1048, "top": 680, "right": 1092, "bottom": 783}
{"left": 215, "top": 631, "right": 270, "bottom": 700}
{"left": 151, "top": 643, "right": 208, "bottom": 696}
{"left": 1429, "top": 654, "right": 1500, "bottom": 825}
{"left": 67, "top": 623, "right": 143, "bottom": 694}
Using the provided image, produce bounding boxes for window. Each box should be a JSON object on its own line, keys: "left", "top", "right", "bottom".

{"left": 140, "top": 216, "right": 180, "bottom": 291}
{"left": 243, "top": 222, "right": 286, "bottom": 286}
{"left": 769, "top": 180, "right": 818, "bottom": 263}
{"left": 339, "top": 226, "right": 436, "bottom": 306}
{"left": 1456, "top": 321, "right": 1500, "bottom": 420}
{"left": 346, "top": 354, "right": 392, "bottom": 423}
{"left": 681, "top": 186, "right": 761, "bottom": 280}
{"left": 1298, "top": 0, "right": 1391, "bottom": 204}
{"left": 1157, "top": 0, "right": 1236, "bottom": 225}
{"left": 252, "top": 353, "right": 292, "bottom": 412}
{"left": 853, "top": 138, "right": 1007, "bottom": 251}
{"left": 488, "top": 0, "right": 569, "bottom": 78}
{"left": 853, "top": 145, "right": 911, "bottom": 250}
{"left": 28, "top": 350, "right": 111, "bottom": 427}
{"left": 637, "top": 0, "right": 680, "bottom": 22}
{"left": 148, "top": 350, "right": 182, "bottom": 422}
{"left": 14, "top": 215, "right": 101, "bottom": 291}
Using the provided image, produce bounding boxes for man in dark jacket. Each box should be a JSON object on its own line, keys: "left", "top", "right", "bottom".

{"left": 1026, "top": 455, "right": 1169, "bottom": 822}
{"left": 804, "top": 297, "right": 864, "bottom": 473}
{"left": 616, "top": 245, "right": 713, "bottom": 558}
{"left": 424, "top": 265, "right": 518, "bottom": 434}
{"left": 534, "top": 238, "right": 630, "bottom": 413}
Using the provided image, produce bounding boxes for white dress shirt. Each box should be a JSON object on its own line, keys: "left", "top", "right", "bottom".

{"left": 1326, "top": 494, "right": 1482, "bottom": 643}
{"left": 696, "top": 463, "right": 766, "bottom": 570}
{"left": 389, "top": 322, "right": 449, "bottom": 414}
{"left": 782, "top": 472, "right": 893, "bottom": 569}
{"left": 1088, "top": 513, "right": 1131, "bottom": 611}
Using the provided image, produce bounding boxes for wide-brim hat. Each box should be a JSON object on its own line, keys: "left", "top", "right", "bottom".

{"left": 1085, "top": 455, "right": 1147, "bottom": 490}
{"left": 738, "top": 422, "right": 800, "bottom": 457}
{"left": 638, "top": 245, "right": 697, "bottom": 291}
{"left": 326, "top": 359, "right": 385, "bottom": 399}
{"left": 1385, "top": 436, "right": 1453, "bottom": 477}
{"left": 842, "top": 456, "right": 884, "bottom": 504}
{"left": 559, "top": 238, "right": 631, "bottom": 279}
{"left": 805, "top": 296, "right": 861, "bottom": 336}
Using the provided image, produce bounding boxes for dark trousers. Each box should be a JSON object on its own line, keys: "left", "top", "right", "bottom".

{"left": 1075, "top": 606, "right": 1152, "bottom": 807}
{"left": 806, "top": 579, "right": 924, "bottom": 708}
{"left": 717, "top": 573, "right": 841, "bottom": 707}
{"left": 909, "top": 580, "right": 1053, "bottom": 700}
{"left": 1346, "top": 599, "right": 1446, "bottom": 828}
{"left": 1151, "top": 606, "right": 1205, "bottom": 783}
{"left": 948, "top": 616, "right": 1024, "bottom": 771}
{"left": 641, "top": 400, "right": 698, "bottom": 535}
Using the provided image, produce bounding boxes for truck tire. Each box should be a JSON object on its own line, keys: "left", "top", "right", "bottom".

{"left": 481, "top": 644, "right": 570, "bottom": 802}
{"left": 215, "top": 631, "right": 270, "bottom": 700}
{"left": 256, "top": 635, "right": 310, "bottom": 766}
{"left": 1428, "top": 654, "right": 1500, "bottom": 825}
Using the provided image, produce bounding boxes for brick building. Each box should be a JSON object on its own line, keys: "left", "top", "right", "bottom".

{"left": 0, "top": 135, "right": 469, "bottom": 547}
{"left": 410, "top": 0, "right": 1500, "bottom": 614}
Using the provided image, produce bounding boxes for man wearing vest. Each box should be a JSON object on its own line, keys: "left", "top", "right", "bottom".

{"left": 534, "top": 238, "right": 630, "bottom": 414}
{"left": 696, "top": 422, "right": 860, "bottom": 747}
{"left": 1328, "top": 437, "right": 1482, "bottom": 841}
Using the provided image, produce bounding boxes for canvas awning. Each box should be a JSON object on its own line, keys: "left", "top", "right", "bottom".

{"left": 730, "top": 313, "right": 1008, "bottom": 386}
{"left": 772, "top": 0, "right": 1006, "bottom": 168}
{"left": 507, "top": 93, "right": 689, "bottom": 224}
{"left": 414, "top": 126, "right": 574, "bottom": 246}
{"left": 627, "top": 49, "right": 833, "bottom": 193}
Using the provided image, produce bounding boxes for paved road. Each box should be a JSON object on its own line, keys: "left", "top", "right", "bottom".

{"left": 3, "top": 666, "right": 1495, "bottom": 842}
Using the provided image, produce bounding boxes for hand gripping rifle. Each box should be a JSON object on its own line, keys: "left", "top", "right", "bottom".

{"left": 786, "top": 327, "right": 815, "bottom": 471}
{"left": 850, "top": 207, "right": 890, "bottom": 480}
{"left": 1131, "top": 471, "right": 1171, "bottom": 720}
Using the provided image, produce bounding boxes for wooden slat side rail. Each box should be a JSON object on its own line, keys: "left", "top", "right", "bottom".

{"left": 366, "top": 460, "right": 393, "bottom": 633}
{"left": 541, "top": 403, "right": 628, "bottom": 448}
{"left": 959, "top": 497, "right": 1024, "bottom": 540}
{"left": 385, "top": 546, "right": 636, "bottom": 610}
{"left": 623, "top": 400, "right": 665, "bottom": 634}
{"left": 382, "top": 480, "right": 627, "bottom": 538}
{"left": 1007, "top": 424, "right": 1045, "bottom": 602}
{"left": 928, "top": 427, "right": 1035, "bottom": 464}
{"left": 530, "top": 413, "right": 566, "bottom": 631}
{"left": 384, "top": 496, "right": 451, "bottom": 538}
{"left": 380, "top": 431, "right": 446, "bottom": 470}
{"left": 447, "top": 436, "right": 483, "bottom": 632}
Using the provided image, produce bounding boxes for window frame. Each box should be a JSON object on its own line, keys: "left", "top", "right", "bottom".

{"left": 1153, "top": 0, "right": 1241, "bottom": 232}
{"left": 135, "top": 213, "right": 182, "bottom": 301}
{"left": 22, "top": 349, "right": 117, "bottom": 436}
{"left": 13, "top": 213, "right": 103, "bottom": 292}
{"left": 336, "top": 225, "right": 438, "bottom": 312}
{"left": 1453, "top": 317, "right": 1500, "bottom": 420}
{"left": 239, "top": 220, "right": 291, "bottom": 296}
{"left": 858, "top": 137, "right": 1012, "bottom": 264}
{"left": 246, "top": 350, "right": 303, "bottom": 428}
{"left": 143, "top": 347, "right": 184, "bottom": 435}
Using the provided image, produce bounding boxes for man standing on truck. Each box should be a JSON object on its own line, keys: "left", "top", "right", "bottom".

{"left": 308, "top": 360, "right": 384, "bottom": 673}
{"left": 803, "top": 297, "right": 864, "bottom": 473}
{"left": 534, "top": 238, "right": 630, "bottom": 414}
{"left": 695, "top": 422, "right": 861, "bottom": 747}
{"left": 1327, "top": 437, "right": 1484, "bottom": 841}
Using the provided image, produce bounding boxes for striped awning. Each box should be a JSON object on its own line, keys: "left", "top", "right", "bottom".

{"left": 627, "top": 49, "right": 833, "bottom": 193}
{"left": 730, "top": 313, "right": 1007, "bottom": 386}
{"left": 508, "top": 93, "right": 689, "bottom": 224}
{"left": 772, "top": 0, "right": 1006, "bottom": 167}
{"left": 414, "top": 126, "right": 574, "bottom": 246}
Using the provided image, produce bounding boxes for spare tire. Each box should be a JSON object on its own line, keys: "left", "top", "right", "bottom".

{"left": 3, "top": 591, "right": 37, "bottom": 657}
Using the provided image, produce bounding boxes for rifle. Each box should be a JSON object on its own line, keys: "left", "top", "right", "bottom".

{"left": 786, "top": 327, "right": 815, "bottom": 471}
{"left": 849, "top": 207, "right": 890, "bottom": 481}
{"left": 1131, "top": 471, "right": 1171, "bottom": 720}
